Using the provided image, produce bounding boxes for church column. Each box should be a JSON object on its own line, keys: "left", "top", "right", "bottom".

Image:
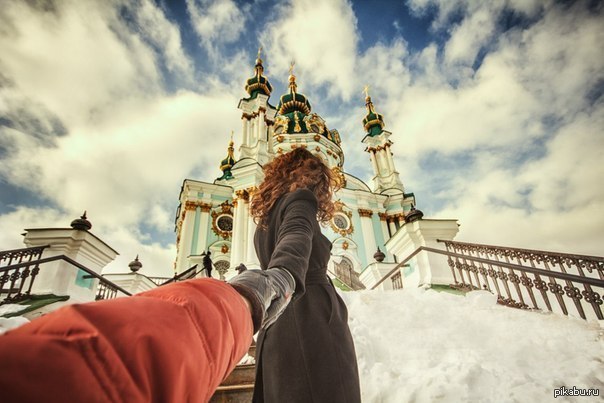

{"left": 377, "top": 147, "right": 389, "bottom": 174}
{"left": 387, "top": 216, "right": 398, "bottom": 236}
{"left": 230, "top": 190, "right": 248, "bottom": 269}
{"left": 195, "top": 203, "right": 212, "bottom": 255}
{"left": 242, "top": 116, "right": 250, "bottom": 146}
{"left": 177, "top": 202, "right": 197, "bottom": 272}
{"left": 378, "top": 213, "right": 390, "bottom": 241}
{"left": 245, "top": 186, "right": 260, "bottom": 267}
{"left": 358, "top": 209, "right": 378, "bottom": 264}
{"left": 368, "top": 149, "right": 379, "bottom": 175}
{"left": 257, "top": 109, "right": 265, "bottom": 141}
{"left": 385, "top": 145, "right": 395, "bottom": 172}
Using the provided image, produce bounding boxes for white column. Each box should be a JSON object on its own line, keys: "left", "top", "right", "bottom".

{"left": 258, "top": 111, "right": 265, "bottom": 141}
{"left": 369, "top": 151, "right": 379, "bottom": 176}
{"left": 242, "top": 118, "right": 250, "bottom": 146}
{"left": 230, "top": 196, "right": 246, "bottom": 269}
{"left": 195, "top": 209, "right": 210, "bottom": 255}
{"left": 176, "top": 208, "right": 196, "bottom": 272}
{"left": 250, "top": 120, "right": 257, "bottom": 144}
{"left": 379, "top": 149, "right": 391, "bottom": 175}
{"left": 246, "top": 214, "right": 259, "bottom": 268}
{"left": 386, "top": 146, "right": 395, "bottom": 172}
{"left": 359, "top": 213, "right": 378, "bottom": 265}
{"left": 380, "top": 216, "right": 390, "bottom": 242}
{"left": 388, "top": 217, "right": 397, "bottom": 236}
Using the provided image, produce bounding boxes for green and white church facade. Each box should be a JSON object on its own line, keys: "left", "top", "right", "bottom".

{"left": 174, "top": 54, "right": 460, "bottom": 291}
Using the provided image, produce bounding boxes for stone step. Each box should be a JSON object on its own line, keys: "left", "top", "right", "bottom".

{"left": 210, "top": 383, "right": 254, "bottom": 403}
{"left": 220, "top": 364, "right": 255, "bottom": 386}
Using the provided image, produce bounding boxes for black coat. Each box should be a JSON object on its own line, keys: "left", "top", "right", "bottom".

{"left": 252, "top": 188, "right": 361, "bottom": 403}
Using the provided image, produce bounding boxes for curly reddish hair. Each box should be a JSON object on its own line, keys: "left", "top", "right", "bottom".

{"left": 251, "top": 148, "right": 335, "bottom": 229}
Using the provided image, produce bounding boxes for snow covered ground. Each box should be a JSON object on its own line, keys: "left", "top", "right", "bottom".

{"left": 0, "top": 304, "right": 29, "bottom": 334}
{"left": 343, "top": 289, "right": 603, "bottom": 403}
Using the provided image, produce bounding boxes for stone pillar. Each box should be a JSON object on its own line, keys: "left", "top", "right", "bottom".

{"left": 258, "top": 110, "right": 265, "bottom": 141}
{"left": 242, "top": 117, "right": 250, "bottom": 146}
{"left": 385, "top": 218, "right": 459, "bottom": 286}
{"left": 195, "top": 203, "right": 212, "bottom": 256}
{"left": 386, "top": 145, "right": 395, "bottom": 172}
{"left": 176, "top": 203, "right": 196, "bottom": 273}
{"left": 23, "top": 221, "right": 118, "bottom": 303}
{"left": 369, "top": 151, "right": 379, "bottom": 175}
{"left": 244, "top": 187, "right": 260, "bottom": 268}
{"left": 387, "top": 216, "right": 397, "bottom": 236}
{"left": 230, "top": 190, "right": 248, "bottom": 269}
{"left": 358, "top": 209, "right": 378, "bottom": 266}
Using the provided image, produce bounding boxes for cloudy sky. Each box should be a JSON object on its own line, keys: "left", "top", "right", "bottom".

{"left": 0, "top": 0, "right": 602, "bottom": 276}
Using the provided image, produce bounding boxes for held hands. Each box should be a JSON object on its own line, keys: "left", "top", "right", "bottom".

{"left": 228, "top": 265, "right": 295, "bottom": 333}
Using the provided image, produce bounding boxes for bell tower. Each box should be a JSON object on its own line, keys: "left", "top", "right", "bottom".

{"left": 361, "top": 86, "right": 404, "bottom": 193}
{"left": 237, "top": 47, "right": 277, "bottom": 166}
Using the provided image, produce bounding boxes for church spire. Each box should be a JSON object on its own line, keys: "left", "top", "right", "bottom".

{"left": 361, "top": 86, "right": 404, "bottom": 193}
{"left": 245, "top": 46, "right": 273, "bottom": 98}
{"left": 362, "top": 85, "right": 385, "bottom": 136}
{"left": 217, "top": 132, "right": 236, "bottom": 180}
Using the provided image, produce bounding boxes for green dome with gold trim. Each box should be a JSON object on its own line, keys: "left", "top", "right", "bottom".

{"left": 245, "top": 56, "right": 273, "bottom": 98}
{"left": 217, "top": 138, "right": 236, "bottom": 180}
{"left": 277, "top": 71, "right": 311, "bottom": 116}
{"left": 362, "top": 90, "right": 385, "bottom": 136}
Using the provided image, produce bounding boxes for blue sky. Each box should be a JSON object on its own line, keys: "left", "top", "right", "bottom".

{"left": 0, "top": 0, "right": 602, "bottom": 276}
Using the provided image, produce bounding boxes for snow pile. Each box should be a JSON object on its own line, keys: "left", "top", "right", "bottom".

{"left": 343, "top": 288, "right": 603, "bottom": 403}
{"left": 0, "top": 304, "right": 29, "bottom": 334}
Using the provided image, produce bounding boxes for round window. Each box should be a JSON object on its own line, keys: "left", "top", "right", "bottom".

{"left": 216, "top": 215, "right": 233, "bottom": 232}
{"left": 333, "top": 213, "right": 349, "bottom": 230}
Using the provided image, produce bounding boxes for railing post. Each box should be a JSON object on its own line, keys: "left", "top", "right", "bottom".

{"left": 22, "top": 224, "right": 118, "bottom": 303}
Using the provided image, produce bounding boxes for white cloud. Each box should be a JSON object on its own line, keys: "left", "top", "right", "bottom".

{"left": 128, "top": 0, "right": 194, "bottom": 79}
{"left": 186, "top": 0, "right": 248, "bottom": 56}
{"left": 0, "top": 0, "right": 242, "bottom": 276}
{"left": 261, "top": 0, "right": 359, "bottom": 99}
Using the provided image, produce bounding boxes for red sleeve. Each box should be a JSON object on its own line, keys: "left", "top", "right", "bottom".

{"left": 0, "top": 278, "right": 253, "bottom": 403}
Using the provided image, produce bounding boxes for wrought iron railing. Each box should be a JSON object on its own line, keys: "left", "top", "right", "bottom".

{"left": 0, "top": 246, "right": 49, "bottom": 303}
{"left": 0, "top": 254, "right": 131, "bottom": 305}
{"left": 148, "top": 264, "right": 200, "bottom": 286}
{"left": 441, "top": 240, "right": 603, "bottom": 320}
{"left": 371, "top": 241, "right": 604, "bottom": 320}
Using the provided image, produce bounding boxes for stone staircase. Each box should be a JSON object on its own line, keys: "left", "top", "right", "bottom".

{"left": 210, "top": 341, "right": 256, "bottom": 402}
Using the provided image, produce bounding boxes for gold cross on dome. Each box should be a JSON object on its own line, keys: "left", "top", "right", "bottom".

{"left": 363, "top": 84, "right": 370, "bottom": 98}
{"left": 257, "top": 46, "right": 262, "bottom": 59}
{"left": 230, "top": 130, "right": 234, "bottom": 141}
{"left": 289, "top": 60, "right": 296, "bottom": 75}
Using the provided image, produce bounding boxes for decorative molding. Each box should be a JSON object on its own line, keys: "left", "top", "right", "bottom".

{"left": 358, "top": 208, "right": 373, "bottom": 218}
{"left": 330, "top": 200, "right": 354, "bottom": 236}
{"left": 378, "top": 212, "right": 388, "bottom": 221}
{"left": 235, "top": 189, "right": 249, "bottom": 202}
{"left": 208, "top": 201, "right": 235, "bottom": 240}
{"left": 184, "top": 200, "right": 212, "bottom": 211}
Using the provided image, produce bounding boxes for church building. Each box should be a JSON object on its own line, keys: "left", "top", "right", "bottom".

{"left": 173, "top": 51, "right": 458, "bottom": 290}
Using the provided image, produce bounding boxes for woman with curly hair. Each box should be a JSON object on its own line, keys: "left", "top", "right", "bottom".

{"left": 233, "top": 147, "right": 361, "bottom": 403}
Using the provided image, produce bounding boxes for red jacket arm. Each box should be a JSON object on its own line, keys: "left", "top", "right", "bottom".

{"left": 0, "top": 278, "right": 253, "bottom": 403}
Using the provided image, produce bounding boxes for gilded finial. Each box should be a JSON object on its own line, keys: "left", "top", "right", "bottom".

{"left": 288, "top": 60, "right": 297, "bottom": 92}
{"left": 257, "top": 46, "right": 263, "bottom": 60}
{"left": 364, "top": 84, "right": 375, "bottom": 113}
{"left": 363, "top": 84, "right": 370, "bottom": 100}
{"left": 230, "top": 130, "right": 234, "bottom": 145}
